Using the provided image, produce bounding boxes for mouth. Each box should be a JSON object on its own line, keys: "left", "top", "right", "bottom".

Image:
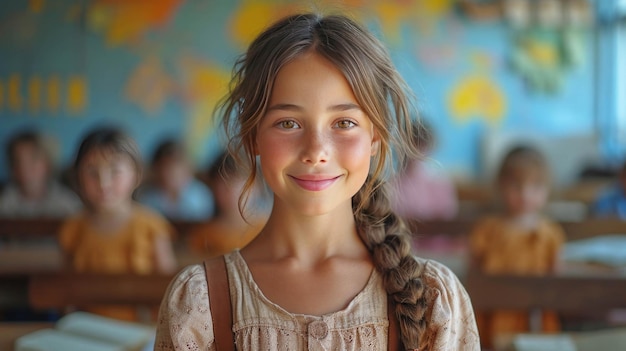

{"left": 289, "top": 175, "right": 341, "bottom": 191}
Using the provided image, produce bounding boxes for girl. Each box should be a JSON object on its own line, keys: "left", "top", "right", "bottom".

{"left": 469, "top": 145, "right": 565, "bottom": 347}
{"left": 59, "top": 128, "right": 177, "bottom": 320}
{"left": 156, "top": 13, "right": 479, "bottom": 350}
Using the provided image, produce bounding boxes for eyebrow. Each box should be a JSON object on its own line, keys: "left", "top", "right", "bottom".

{"left": 266, "top": 103, "right": 362, "bottom": 112}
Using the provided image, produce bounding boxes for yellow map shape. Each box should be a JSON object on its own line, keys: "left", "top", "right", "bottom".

{"left": 448, "top": 75, "right": 506, "bottom": 124}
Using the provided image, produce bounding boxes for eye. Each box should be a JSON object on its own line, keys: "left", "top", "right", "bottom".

{"left": 277, "top": 120, "right": 300, "bottom": 129}
{"left": 334, "top": 119, "right": 356, "bottom": 129}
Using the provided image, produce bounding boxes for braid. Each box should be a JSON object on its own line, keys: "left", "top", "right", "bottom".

{"left": 354, "top": 181, "right": 427, "bottom": 350}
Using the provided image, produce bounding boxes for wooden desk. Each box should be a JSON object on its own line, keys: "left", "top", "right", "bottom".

{"left": 29, "top": 274, "right": 173, "bottom": 309}
{"left": 466, "top": 269, "right": 626, "bottom": 313}
{"left": 410, "top": 218, "right": 626, "bottom": 240}
{"left": 0, "top": 244, "right": 205, "bottom": 310}
{"left": 3, "top": 217, "right": 626, "bottom": 244}
{"left": 0, "top": 246, "right": 62, "bottom": 276}
{"left": 0, "top": 244, "right": 204, "bottom": 276}
{"left": 0, "top": 218, "right": 203, "bottom": 239}
{"left": 0, "top": 322, "right": 53, "bottom": 351}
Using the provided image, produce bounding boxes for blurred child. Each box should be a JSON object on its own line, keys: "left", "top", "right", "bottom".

{"left": 188, "top": 152, "right": 266, "bottom": 257}
{"left": 0, "top": 130, "right": 81, "bottom": 217}
{"left": 137, "top": 139, "right": 215, "bottom": 221}
{"left": 390, "top": 121, "right": 458, "bottom": 220}
{"left": 469, "top": 145, "right": 565, "bottom": 347}
{"left": 59, "top": 128, "right": 177, "bottom": 320}
{"left": 591, "top": 160, "right": 626, "bottom": 219}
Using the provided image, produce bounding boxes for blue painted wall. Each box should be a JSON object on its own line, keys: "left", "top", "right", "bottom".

{"left": 0, "top": 0, "right": 595, "bottom": 183}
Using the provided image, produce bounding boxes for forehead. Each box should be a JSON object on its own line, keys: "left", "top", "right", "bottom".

{"left": 503, "top": 166, "right": 548, "bottom": 183}
{"left": 82, "top": 148, "right": 132, "bottom": 165}
{"left": 269, "top": 52, "right": 358, "bottom": 106}
{"left": 13, "top": 141, "right": 41, "bottom": 154}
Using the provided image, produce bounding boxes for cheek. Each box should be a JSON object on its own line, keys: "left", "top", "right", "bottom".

{"left": 257, "top": 134, "right": 292, "bottom": 171}
{"left": 339, "top": 139, "right": 372, "bottom": 171}
{"left": 503, "top": 190, "right": 521, "bottom": 204}
{"left": 113, "top": 172, "right": 137, "bottom": 193}
{"left": 532, "top": 190, "right": 548, "bottom": 204}
{"left": 79, "top": 176, "right": 99, "bottom": 199}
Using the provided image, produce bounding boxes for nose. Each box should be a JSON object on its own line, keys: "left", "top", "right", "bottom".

{"left": 300, "top": 129, "right": 328, "bottom": 165}
{"left": 97, "top": 170, "right": 112, "bottom": 190}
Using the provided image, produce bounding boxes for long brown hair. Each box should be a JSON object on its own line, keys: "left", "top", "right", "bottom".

{"left": 219, "top": 13, "right": 426, "bottom": 349}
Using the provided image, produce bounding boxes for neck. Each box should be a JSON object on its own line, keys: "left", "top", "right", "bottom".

{"left": 247, "top": 199, "right": 366, "bottom": 267}
{"left": 91, "top": 201, "right": 133, "bottom": 221}
{"left": 506, "top": 211, "right": 541, "bottom": 229}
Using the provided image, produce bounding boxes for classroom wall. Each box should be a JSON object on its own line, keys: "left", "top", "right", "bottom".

{"left": 0, "top": 0, "right": 595, "bottom": 184}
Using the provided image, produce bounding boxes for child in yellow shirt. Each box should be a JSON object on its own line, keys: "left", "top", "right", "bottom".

{"left": 470, "top": 145, "right": 565, "bottom": 347}
{"left": 59, "top": 128, "right": 177, "bottom": 320}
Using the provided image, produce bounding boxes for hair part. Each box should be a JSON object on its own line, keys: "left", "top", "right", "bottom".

{"left": 218, "top": 13, "right": 426, "bottom": 348}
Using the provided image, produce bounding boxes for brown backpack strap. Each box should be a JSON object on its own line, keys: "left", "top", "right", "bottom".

{"left": 204, "top": 256, "right": 235, "bottom": 351}
{"left": 388, "top": 298, "right": 401, "bottom": 351}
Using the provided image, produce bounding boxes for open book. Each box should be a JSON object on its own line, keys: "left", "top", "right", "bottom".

{"left": 15, "top": 312, "right": 155, "bottom": 351}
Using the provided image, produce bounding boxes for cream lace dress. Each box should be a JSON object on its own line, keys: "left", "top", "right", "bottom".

{"left": 155, "top": 251, "right": 479, "bottom": 350}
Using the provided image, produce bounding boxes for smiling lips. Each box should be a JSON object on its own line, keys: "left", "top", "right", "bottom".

{"left": 290, "top": 175, "right": 341, "bottom": 191}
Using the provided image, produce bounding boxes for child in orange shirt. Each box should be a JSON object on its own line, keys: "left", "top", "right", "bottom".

{"left": 59, "top": 128, "right": 177, "bottom": 320}
{"left": 470, "top": 145, "right": 565, "bottom": 347}
{"left": 188, "top": 152, "right": 266, "bottom": 257}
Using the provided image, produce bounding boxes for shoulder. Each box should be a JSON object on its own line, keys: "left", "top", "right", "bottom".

{"left": 133, "top": 203, "right": 167, "bottom": 220}
{"left": 470, "top": 215, "right": 502, "bottom": 240}
{"left": 417, "top": 257, "right": 467, "bottom": 299}
{"left": 156, "top": 264, "right": 214, "bottom": 349}
{"left": 539, "top": 217, "right": 566, "bottom": 241}
{"left": 131, "top": 204, "right": 174, "bottom": 234}
{"left": 58, "top": 211, "right": 89, "bottom": 247}
{"left": 415, "top": 257, "right": 480, "bottom": 350}
{"left": 60, "top": 211, "right": 89, "bottom": 231}
{"left": 417, "top": 257, "right": 470, "bottom": 313}
{"left": 473, "top": 215, "right": 502, "bottom": 228}
{"left": 163, "top": 264, "right": 209, "bottom": 303}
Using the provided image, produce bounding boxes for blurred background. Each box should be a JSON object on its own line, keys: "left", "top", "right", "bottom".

{"left": 0, "top": 0, "right": 621, "bottom": 186}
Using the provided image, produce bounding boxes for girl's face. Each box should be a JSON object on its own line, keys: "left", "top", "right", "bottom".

{"left": 500, "top": 172, "right": 548, "bottom": 216}
{"left": 78, "top": 149, "right": 137, "bottom": 212}
{"left": 255, "top": 51, "right": 379, "bottom": 216}
{"left": 12, "top": 141, "right": 49, "bottom": 195}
